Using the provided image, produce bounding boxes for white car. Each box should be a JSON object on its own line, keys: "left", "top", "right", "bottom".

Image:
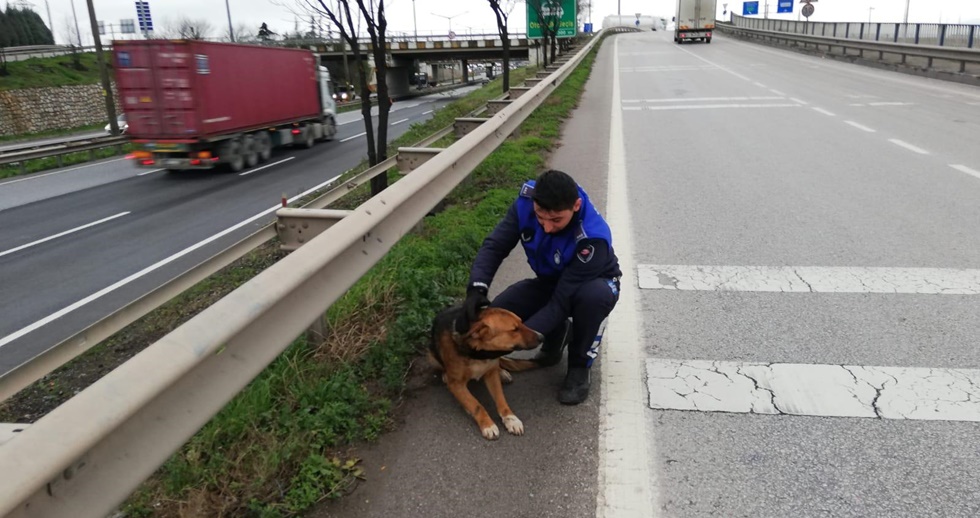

{"left": 105, "top": 113, "right": 128, "bottom": 135}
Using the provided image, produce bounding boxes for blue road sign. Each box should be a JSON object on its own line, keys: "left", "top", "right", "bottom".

{"left": 743, "top": 1, "right": 759, "bottom": 15}
{"left": 777, "top": 0, "right": 793, "bottom": 13}
{"left": 584, "top": 22, "right": 593, "bottom": 33}
{"left": 135, "top": 1, "right": 153, "bottom": 32}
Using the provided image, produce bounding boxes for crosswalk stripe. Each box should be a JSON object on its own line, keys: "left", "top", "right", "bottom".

{"left": 637, "top": 265, "right": 980, "bottom": 294}
{"left": 646, "top": 359, "right": 980, "bottom": 422}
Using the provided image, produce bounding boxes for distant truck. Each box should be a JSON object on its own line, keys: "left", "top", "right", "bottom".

{"left": 674, "top": 0, "right": 716, "bottom": 43}
{"left": 113, "top": 40, "right": 337, "bottom": 173}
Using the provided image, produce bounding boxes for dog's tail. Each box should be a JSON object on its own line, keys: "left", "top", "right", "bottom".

{"left": 498, "top": 357, "right": 541, "bottom": 373}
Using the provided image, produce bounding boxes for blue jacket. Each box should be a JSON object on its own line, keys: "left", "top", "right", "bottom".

{"left": 469, "top": 180, "right": 621, "bottom": 334}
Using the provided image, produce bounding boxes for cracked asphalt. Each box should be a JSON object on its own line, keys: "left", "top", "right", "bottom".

{"left": 621, "top": 30, "right": 980, "bottom": 517}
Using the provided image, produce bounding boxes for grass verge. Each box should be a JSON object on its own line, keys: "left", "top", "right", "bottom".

{"left": 0, "top": 35, "right": 605, "bottom": 517}
{"left": 0, "top": 52, "right": 106, "bottom": 91}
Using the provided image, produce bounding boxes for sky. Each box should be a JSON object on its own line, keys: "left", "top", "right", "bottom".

{"left": 13, "top": 0, "right": 980, "bottom": 46}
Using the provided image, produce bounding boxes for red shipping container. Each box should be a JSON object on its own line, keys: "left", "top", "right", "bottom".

{"left": 113, "top": 40, "right": 321, "bottom": 140}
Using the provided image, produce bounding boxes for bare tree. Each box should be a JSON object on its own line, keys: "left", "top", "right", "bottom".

{"left": 223, "top": 23, "right": 257, "bottom": 42}
{"left": 158, "top": 17, "right": 213, "bottom": 40}
{"left": 305, "top": 0, "right": 392, "bottom": 195}
{"left": 487, "top": 0, "right": 518, "bottom": 92}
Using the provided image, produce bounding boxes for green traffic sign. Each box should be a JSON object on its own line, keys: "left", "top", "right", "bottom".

{"left": 526, "top": 0, "right": 577, "bottom": 39}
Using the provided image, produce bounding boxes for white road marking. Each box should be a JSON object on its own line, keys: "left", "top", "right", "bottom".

{"left": 136, "top": 168, "right": 165, "bottom": 176}
{"left": 647, "top": 359, "right": 980, "bottom": 422}
{"left": 646, "top": 103, "right": 800, "bottom": 111}
{"left": 812, "top": 107, "right": 836, "bottom": 116}
{"left": 422, "top": 110, "right": 434, "bottom": 115}
{"left": 238, "top": 157, "right": 295, "bottom": 176}
{"left": 598, "top": 36, "right": 658, "bottom": 518}
{"left": 338, "top": 119, "right": 358, "bottom": 126}
{"left": 849, "top": 103, "right": 866, "bottom": 106}
{"left": 0, "top": 157, "right": 127, "bottom": 187}
{"left": 844, "top": 121, "right": 876, "bottom": 132}
{"left": 0, "top": 211, "right": 130, "bottom": 259}
{"left": 889, "top": 139, "right": 930, "bottom": 155}
{"left": 637, "top": 265, "right": 980, "bottom": 294}
{"left": 769, "top": 89, "right": 786, "bottom": 96}
{"left": 0, "top": 173, "right": 343, "bottom": 349}
{"left": 340, "top": 132, "right": 367, "bottom": 143}
{"left": 868, "top": 101, "right": 912, "bottom": 106}
{"left": 790, "top": 97, "right": 808, "bottom": 105}
{"left": 390, "top": 118, "right": 410, "bottom": 126}
{"left": 950, "top": 164, "right": 980, "bottom": 180}
{"left": 622, "top": 106, "right": 643, "bottom": 111}
{"left": 672, "top": 45, "right": 753, "bottom": 81}
{"left": 754, "top": 82, "right": 767, "bottom": 88}
{"left": 632, "top": 96, "right": 784, "bottom": 103}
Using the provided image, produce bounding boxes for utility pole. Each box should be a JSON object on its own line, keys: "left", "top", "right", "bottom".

{"left": 86, "top": 0, "right": 119, "bottom": 135}
{"left": 868, "top": 6, "right": 874, "bottom": 24}
{"left": 432, "top": 11, "right": 467, "bottom": 37}
{"left": 44, "top": 0, "right": 54, "bottom": 42}
{"left": 225, "top": 0, "right": 235, "bottom": 42}
{"left": 412, "top": 0, "right": 418, "bottom": 41}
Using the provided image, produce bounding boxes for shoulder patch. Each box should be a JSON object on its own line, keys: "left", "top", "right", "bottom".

{"left": 574, "top": 221, "right": 588, "bottom": 242}
{"left": 577, "top": 245, "right": 595, "bottom": 264}
{"left": 519, "top": 182, "right": 535, "bottom": 198}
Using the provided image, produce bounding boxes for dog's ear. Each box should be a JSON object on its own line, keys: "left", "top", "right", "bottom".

{"left": 464, "top": 321, "right": 489, "bottom": 341}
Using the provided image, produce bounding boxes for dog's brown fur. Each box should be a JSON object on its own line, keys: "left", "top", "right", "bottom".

{"left": 429, "top": 306, "right": 543, "bottom": 440}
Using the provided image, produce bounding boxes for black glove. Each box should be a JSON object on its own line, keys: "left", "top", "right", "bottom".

{"left": 458, "top": 283, "right": 490, "bottom": 334}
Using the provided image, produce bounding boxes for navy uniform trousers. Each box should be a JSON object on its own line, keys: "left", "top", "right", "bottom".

{"left": 490, "top": 277, "right": 620, "bottom": 368}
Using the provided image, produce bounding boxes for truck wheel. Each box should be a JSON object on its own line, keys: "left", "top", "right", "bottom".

{"left": 323, "top": 116, "right": 337, "bottom": 141}
{"left": 243, "top": 135, "right": 259, "bottom": 168}
{"left": 223, "top": 140, "right": 245, "bottom": 172}
{"left": 303, "top": 128, "right": 315, "bottom": 149}
{"left": 256, "top": 133, "right": 272, "bottom": 162}
{"left": 706, "top": 37, "right": 712, "bottom": 44}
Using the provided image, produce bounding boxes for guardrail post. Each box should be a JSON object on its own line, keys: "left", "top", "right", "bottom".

{"left": 453, "top": 117, "right": 489, "bottom": 138}
{"left": 894, "top": 24, "right": 900, "bottom": 43}
{"left": 56, "top": 155, "right": 63, "bottom": 168}
{"left": 486, "top": 100, "right": 512, "bottom": 115}
{"left": 508, "top": 86, "right": 532, "bottom": 100}
{"left": 846, "top": 24, "right": 850, "bottom": 39}
{"left": 939, "top": 25, "right": 946, "bottom": 47}
{"left": 526, "top": 78, "right": 543, "bottom": 87}
{"left": 275, "top": 208, "right": 352, "bottom": 252}
{"left": 395, "top": 147, "right": 442, "bottom": 173}
{"left": 915, "top": 24, "right": 920, "bottom": 44}
{"left": 535, "top": 71, "right": 551, "bottom": 78}
{"left": 969, "top": 26, "right": 976, "bottom": 48}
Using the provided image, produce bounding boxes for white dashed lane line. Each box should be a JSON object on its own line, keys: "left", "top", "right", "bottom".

{"left": 844, "top": 121, "right": 876, "bottom": 132}
{"left": 889, "top": 139, "right": 930, "bottom": 155}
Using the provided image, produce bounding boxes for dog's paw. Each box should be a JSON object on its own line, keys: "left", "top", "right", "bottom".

{"left": 500, "top": 369, "right": 513, "bottom": 384}
{"left": 502, "top": 415, "right": 524, "bottom": 436}
{"left": 481, "top": 423, "right": 501, "bottom": 440}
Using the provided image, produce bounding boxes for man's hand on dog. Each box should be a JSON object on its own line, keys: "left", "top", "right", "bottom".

{"left": 459, "top": 284, "right": 491, "bottom": 333}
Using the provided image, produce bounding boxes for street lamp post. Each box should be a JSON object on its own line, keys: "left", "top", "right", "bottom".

{"left": 225, "top": 0, "right": 235, "bottom": 42}
{"left": 868, "top": 6, "right": 874, "bottom": 24}
{"left": 412, "top": 0, "right": 418, "bottom": 41}
{"left": 431, "top": 11, "right": 467, "bottom": 38}
{"left": 70, "top": 0, "right": 83, "bottom": 46}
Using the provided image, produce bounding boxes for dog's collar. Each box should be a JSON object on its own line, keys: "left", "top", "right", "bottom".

{"left": 451, "top": 318, "right": 511, "bottom": 361}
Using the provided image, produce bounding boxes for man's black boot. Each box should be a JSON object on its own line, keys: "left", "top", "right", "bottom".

{"left": 533, "top": 319, "right": 572, "bottom": 367}
{"left": 558, "top": 367, "right": 591, "bottom": 405}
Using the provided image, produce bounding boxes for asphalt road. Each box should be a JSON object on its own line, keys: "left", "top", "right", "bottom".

{"left": 0, "top": 86, "right": 479, "bottom": 374}
{"left": 313, "top": 31, "right": 980, "bottom": 518}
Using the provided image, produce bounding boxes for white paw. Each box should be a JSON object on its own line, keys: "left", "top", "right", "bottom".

{"left": 502, "top": 415, "right": 524, "bottom": 436}
{"left": 500, "top": 370, "right": 513, "bottom": 384}
{"left": 482, "top": 423, "right": 500, "bottom": 440}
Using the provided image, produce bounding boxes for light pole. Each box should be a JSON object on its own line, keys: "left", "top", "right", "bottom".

{"left": 412, "top": 0, "right": 418, "bottom": 41}
{"left": 70, "top": 0, "right": 83, "bottom": 46}
{"left": 225, "top": 0, "right": 235, "bottom": 42}
{"left": 431, "top": 11, "right": 467, "bottom": 37}
{"left": 868, "top": 6, "right": 874, "bottom": 24}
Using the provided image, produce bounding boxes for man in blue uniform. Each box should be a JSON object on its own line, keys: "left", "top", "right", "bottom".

{"left": 462, "top": 170, "right": 621, "bottom": 405}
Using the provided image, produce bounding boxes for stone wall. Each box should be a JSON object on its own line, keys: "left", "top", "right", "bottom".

{"left": 0, "top": 84, "right": 120, "bottom": 137}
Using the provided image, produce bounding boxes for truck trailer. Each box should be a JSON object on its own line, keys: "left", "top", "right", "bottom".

{"left": 113, "top": 40, "right": 338, "bottom": 172}
{"left": 674, "top": 0, "right": 716, "bottom": 43}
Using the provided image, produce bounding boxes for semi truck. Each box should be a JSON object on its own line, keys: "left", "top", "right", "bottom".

{"left": 674, "top": 0, "right": 716, "bottom": 43}
{"left": 113, "top": 40, "right": 338, "bottom": 173}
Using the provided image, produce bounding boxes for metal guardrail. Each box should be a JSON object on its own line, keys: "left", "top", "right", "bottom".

{"left": 717, "top": 23, "right": 980, "bottom": 74}
{"left": 0, "top": 32, "right": 601, "bottom": 516}
{"left": 0, "top": 136, "right": 126, "bottom": 173}
{"left": 730, "top": 14, "right": 979, "bottom": 49}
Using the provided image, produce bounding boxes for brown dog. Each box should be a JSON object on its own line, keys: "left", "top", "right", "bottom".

{"left": 429, "top": 306, "right": 544, "bottom": 440}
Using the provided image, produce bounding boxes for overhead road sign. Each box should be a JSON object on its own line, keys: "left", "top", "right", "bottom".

{"left": 743, "top": 1, "right": 759, "bottom": 15}
{"left": 777, "top": 0, "right": 793, "bottom": 13}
